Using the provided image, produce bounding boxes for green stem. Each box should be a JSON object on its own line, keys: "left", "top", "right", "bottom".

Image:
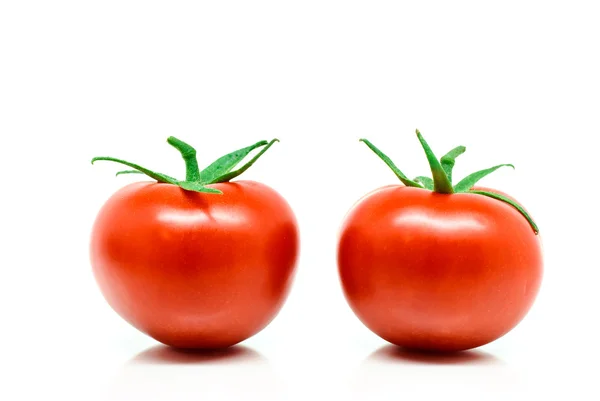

{"left": 167, "top": 136, "right": 201, "bottom": 182}
{"left": 415, "top": 130, "right": 454, "bottom": 194}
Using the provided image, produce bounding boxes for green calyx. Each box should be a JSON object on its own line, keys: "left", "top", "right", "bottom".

{"left": 92, "top": 137, "right": 279, "bottom": 194}
{"left": 360, "top": 129, "right": 539, "bottom": 234}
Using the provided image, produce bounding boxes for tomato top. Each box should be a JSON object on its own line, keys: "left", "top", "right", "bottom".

{"left": 360, "top": 130, "right": 538, "bottom": 234}
{"left": 92, "top": 136, "right": 279, "bottom": 194}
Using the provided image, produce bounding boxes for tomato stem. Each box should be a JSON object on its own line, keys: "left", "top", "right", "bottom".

{"left": 415, "top": 130, "right": 454, "bottom": 194}
{"left": 167, "top": 136, "right": 201, "bottom": 182}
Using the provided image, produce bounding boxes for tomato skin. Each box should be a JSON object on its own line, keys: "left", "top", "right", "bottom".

{"left": 337, "top": 185, "right": 542, "bottom": 351}
{"left": 91, "top": 180, "right": 299, "bottom": 349}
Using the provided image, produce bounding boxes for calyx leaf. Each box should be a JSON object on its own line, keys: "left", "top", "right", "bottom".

{"left": 440, "top": 145, "right": 466, "bottom": 184}
{"left": 92, "top": 136, "right": 278, "bottom": 194}
{"left": 91, "top": 157, "right": 179, "bottom": 184}
{"left": 470, "top": 190, "right": 538, "bottom": 234}
{"left": 453, "top": 164, "right": 514, "bottom": 192}
{"left": 198, "top": 140, "right": 268, "bottom": 184}
{"left": 414, "top": 176, "right": 434, "bottom": 190}
{"left": 359, "top": 129, "right": 539, "bottom": 234}
{"left": 202, "top": 139, "right": 279, "bottom": 184}
{"left": 359, "top": 139, "right": 422, "bottom": 188}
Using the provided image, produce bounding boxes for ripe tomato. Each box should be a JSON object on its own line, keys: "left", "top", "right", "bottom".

{"left": 338, "top": 132, "right": 542, "bottom": 351}
{"left": 91, "top": 137, "right": 298, "bottom": 348}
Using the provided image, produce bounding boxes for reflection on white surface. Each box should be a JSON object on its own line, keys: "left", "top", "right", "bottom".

{"left": 104, "top": 345, "right": 285, "bottom": 401}
{"left": 348, "top": 345, "right": 527, "bottom": 401}
{"left": 394, "top": 213, "right": 485, "bottom": 232}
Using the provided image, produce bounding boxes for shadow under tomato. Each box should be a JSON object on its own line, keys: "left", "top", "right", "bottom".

{"left": 368, "top": 344, "right": 501, "bottom": 366}
{"left": 130, "top": 344, "right": 264, "bottom": 365}
{"left": 108, "top": 344, "right": 283, "bottom": 400}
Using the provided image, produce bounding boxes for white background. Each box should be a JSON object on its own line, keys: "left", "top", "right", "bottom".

{"left": 1, "top": 1, "right": 599, "bottom": 400}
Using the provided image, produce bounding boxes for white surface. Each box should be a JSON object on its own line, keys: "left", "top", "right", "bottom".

{"left": 1, "top": 1, "right": 599, "bottom": 400}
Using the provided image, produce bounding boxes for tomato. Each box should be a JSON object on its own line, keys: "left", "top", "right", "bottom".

{"left": 91, "top": 137, "right": 298, "bottom": 348}
{"left": 338, "top": 131, "right": 542, "bottom": 351}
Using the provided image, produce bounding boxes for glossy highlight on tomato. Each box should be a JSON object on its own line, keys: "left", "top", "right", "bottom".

{"left": 90, "top": 137, "right": 298, "bottom": 348}
{"left": 338, "top": 131, "right": 543, "bottom": 351}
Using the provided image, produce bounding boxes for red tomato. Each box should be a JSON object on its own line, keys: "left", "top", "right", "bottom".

{"left": 338, "top": 185, "right": 542, "bottom": 351}
{"left": 91, "top": 180, "right": 299, "bottom": 348}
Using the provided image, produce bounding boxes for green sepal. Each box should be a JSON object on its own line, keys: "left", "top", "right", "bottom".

{"left": 199, "top": 140, "right": 269, "bottom": 184}
{"left": 91, "top": 157, "right": 179, "bottom": 184}
{"left": 440, "top": 146, "right": 466, "bottom": 184}
{"left": 178, "top": 181, "right": 222, "bottom": 194}
{"left": 359, "top": 130, "right": 538, "bottom": 234}
{"left": 115, "top": 170, "right": 144, "bottom": 177}
{"left": 454, "top": 164, "right": 514, "bottom": 192}
{"left": 211, "top": 139, "right": 279, "bottom": 183}
{"left": 415, "top": 130, "right": 454, "bottom": 194}
{"left": 414, "top": 176, "right": 434, "bottom": 190}
{"left": 92, "top": 156, "right": 218, "bottom": 193}
{"left": 359, "top": 139, "right": 422, "bottom": 188}
{"left": 93, "top": 137, "right": 280, "bottom": 194}
{"left": 469, "top": 190, "right": 539, "bottom": 234}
